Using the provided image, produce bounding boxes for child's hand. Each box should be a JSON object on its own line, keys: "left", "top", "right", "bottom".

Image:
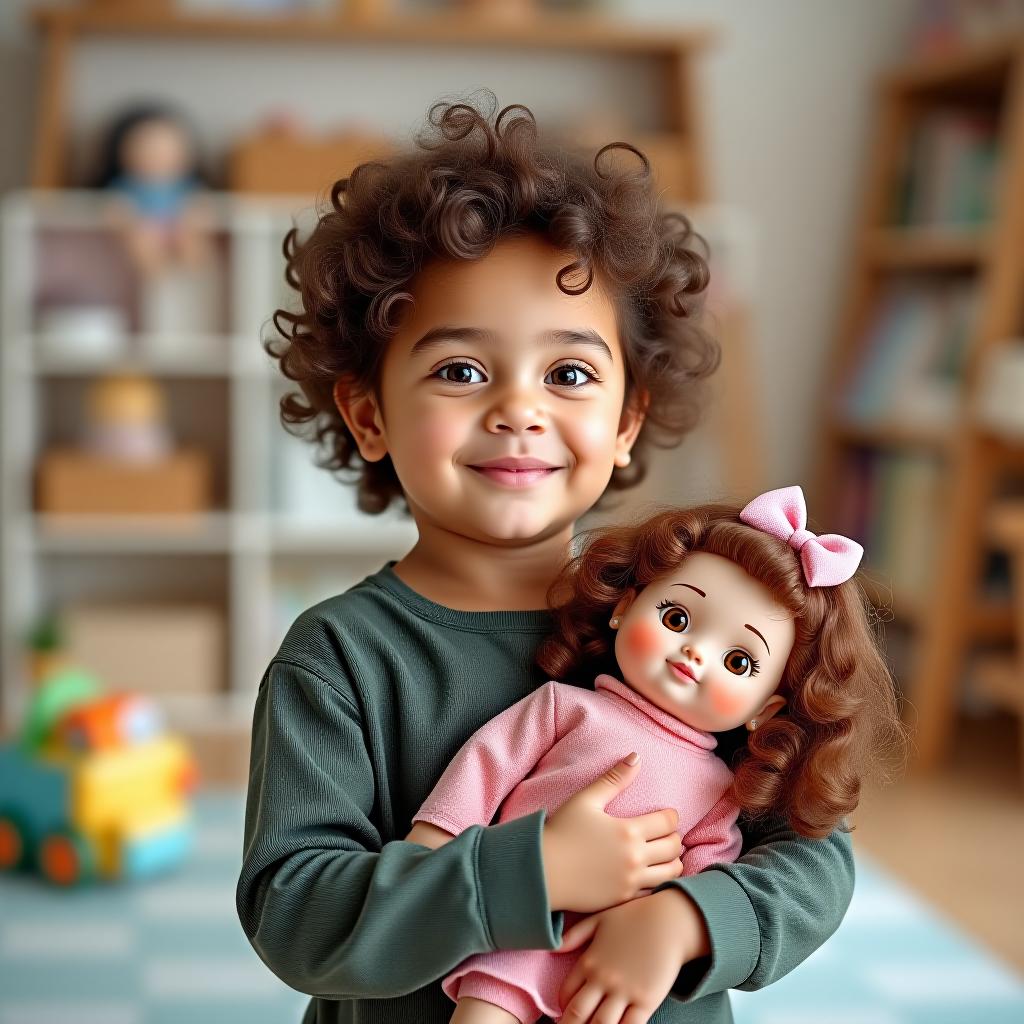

{"left": 541, "top": 754, "right": 684, "bottom": 914}
{"left": 405, "top": 822, "right": 455, "bottom": 849}
{"left": 556, "top": 889, "right": 710, "bottom": 1023}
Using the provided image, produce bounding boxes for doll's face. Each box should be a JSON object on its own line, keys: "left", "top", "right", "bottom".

{"left": 122, "top": 119, "right": 192, "bottom": 182}
{"left": 611, "top": 552, "right": 796, "bottom": 733}
{"left": 349, "top": 233, "right": 642, "bottom": 546}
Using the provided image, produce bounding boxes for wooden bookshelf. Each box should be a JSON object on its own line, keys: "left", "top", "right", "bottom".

{"left": 816, "top": 38, "right": 1024, "bottom": 771}
{"left": 29, "top": 4, "right": 713, "bottom": 193}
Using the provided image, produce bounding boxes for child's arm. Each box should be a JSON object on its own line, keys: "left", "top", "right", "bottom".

{"left": 236, "top": 659, "right": 561, "bottom": 1000}
{"left": 410, "top": 680, "right": 559, "bottom": 836}
{"left": 657, "top": 814, "right": 854, "bottom": 1001}
{"left": 555, "top": 818, "right": 853, "bottom": 1018}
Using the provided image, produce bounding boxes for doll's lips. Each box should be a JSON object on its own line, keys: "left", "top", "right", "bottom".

{"left": 468, "top": 458, "right": 562, "bottom": 489}
{"left": 667, "top": 660, "right": 699, "bottom": 684}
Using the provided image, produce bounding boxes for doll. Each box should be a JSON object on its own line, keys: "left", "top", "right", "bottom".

{"left": 406, "top": 486, "right": 903, "bottom": 1024}
{"left": 95, "top": 103, "right": 214, "bottom": 278}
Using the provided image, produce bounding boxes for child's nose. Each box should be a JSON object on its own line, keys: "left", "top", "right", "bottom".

{"left": 485, "top": 392, "right": 547, "bottom": 434}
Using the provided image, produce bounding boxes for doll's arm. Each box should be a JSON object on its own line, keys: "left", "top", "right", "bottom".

{"left": 654, "top": 813, "right": 854, "bottom": 1003}
{"left": 680, "top": 792, "right": 742, "bottom": 875}
{"left": 236, "top": 660, "right": 561, "bottom": 1001}
{"left": 412, "top": 680, "right": 559, "bottom": 834}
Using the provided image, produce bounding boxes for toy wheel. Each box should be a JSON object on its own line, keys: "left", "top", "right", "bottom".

{"left": 0, "top": 810, "right": 29, "bottom": 871}
{"left": 38, "top": 830, "right": 94, "bottom": 886}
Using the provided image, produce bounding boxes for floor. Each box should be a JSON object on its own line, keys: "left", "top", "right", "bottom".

{"left": 1, "top": 785, "right": 1022, "bottom": 1024}
{"left": 851, "top": 712, "right": 1024, "bottom": 972}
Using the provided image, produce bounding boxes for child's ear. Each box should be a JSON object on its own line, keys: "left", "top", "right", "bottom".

{"left": 614, "top": 389, "right": 648, "bottom": 467}
{"left": 333, "top": 377, "right": 388, "bottom": 463}
{"left": 747, "top": 694, "right": 787, "bottom": 731}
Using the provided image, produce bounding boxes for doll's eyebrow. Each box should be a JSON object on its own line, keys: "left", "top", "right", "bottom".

{"left": 409, "top": 325, "right": 613, "bottom": 361}
{"left": 744, "top": 624, "right": 770, "bottom": 655}
{"left": 670, "top": 583, "right": 705, "bottom": 597}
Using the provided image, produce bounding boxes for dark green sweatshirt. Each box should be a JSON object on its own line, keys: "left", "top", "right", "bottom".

{"left": 237, "top": 561, "right": 854, "bottom": 1024}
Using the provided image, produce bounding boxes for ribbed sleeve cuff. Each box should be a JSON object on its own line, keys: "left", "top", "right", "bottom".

{"left": 476, "top": 810, "right": 563, "bottom": 952}
{"left": 656, "top": 868, "right": 760, "bottom": 1002}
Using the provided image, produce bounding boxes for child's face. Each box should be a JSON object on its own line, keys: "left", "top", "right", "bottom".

{"left": 352, "top": 233, "right": 642, "bottom": 546}
{"left": 611, "top": 552, "right": 796, "bottom": 733}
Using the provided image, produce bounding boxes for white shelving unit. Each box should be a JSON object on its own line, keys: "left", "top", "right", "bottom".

{"left": 0, "top": 190, "right": 418, "bottom": 734}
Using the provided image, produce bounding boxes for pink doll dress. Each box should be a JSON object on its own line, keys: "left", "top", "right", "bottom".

{"left": 412, "top": 674, "right": 743, "bottom": 1023}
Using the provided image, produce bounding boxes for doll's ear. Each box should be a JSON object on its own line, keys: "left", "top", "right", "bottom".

{"left": 610, "top": 588, "right": 638, "bottom": 624}
{"left": 333, "top": 377, "right": 388, "bottom": 463}
{"left": 748, "top": 694, "right": 787, "bottom": 730}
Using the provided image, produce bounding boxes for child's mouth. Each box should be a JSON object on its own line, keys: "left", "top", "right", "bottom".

{"left": 469, "top": 466, "right": 560, "bottom": 489}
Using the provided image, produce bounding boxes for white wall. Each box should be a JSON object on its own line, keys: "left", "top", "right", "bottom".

{"left": 1, "top": 0, "right": 915, "bottom": 492}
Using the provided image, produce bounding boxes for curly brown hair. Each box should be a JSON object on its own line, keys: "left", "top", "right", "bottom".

{"left": 267, "top": 91, "right": 718, "bottom": 514}
{"left": 537, "top": 503, "right": 906, "bottom": 839}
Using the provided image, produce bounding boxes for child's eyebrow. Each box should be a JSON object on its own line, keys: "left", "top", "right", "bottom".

{"left": 409, "top": 325, "right": 613, "bottom": 361}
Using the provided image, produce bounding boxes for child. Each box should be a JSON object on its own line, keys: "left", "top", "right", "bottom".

{"left": 237, "top": 94, "right": 861, "bottom": 1024}
{"left": 406, "top": 489, "right": 904, "bottom": 1023}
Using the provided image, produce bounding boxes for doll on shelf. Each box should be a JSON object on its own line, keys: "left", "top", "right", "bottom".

{"left": 405, "top": 486, "right": 905, "bottom": 1024}
{"left": 94, "top": 102, "right": 215, "bottom": 278}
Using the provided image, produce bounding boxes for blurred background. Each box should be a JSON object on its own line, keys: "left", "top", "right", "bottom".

{"left": 1, "top": 1, "right": 1023, "bottom": 1022}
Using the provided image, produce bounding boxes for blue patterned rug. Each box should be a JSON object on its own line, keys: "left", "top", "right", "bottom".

{"left": 1, "top": 793, "right": 1020, "bottom": 1024}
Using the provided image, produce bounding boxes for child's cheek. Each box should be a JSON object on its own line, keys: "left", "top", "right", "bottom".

{"left": 622, "top": 620, "right": 664, "bottom": 659}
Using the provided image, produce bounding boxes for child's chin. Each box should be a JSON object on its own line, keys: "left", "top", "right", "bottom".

{"left": 470, "top": 510, "right": 571, "bottom": 544}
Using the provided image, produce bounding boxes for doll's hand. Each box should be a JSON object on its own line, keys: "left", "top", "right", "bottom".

{"left": 542, "top": 754, "right": 683, "bottom": 914}
{"left": 405, "top": 821, "right": 454, "bottom": 849}
{"left": 556, "top": 889, "right": 710, "bottom": 1024}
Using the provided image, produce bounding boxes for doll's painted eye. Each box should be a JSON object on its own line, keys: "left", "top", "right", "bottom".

{"left": 658, "top": 604, "right": 689, "bottom": 633}
{"left": 723, "top": 649, "right": 759, "bottom": 678}
{"left": 435, "top": 361, "right": 485, "bottom": 385}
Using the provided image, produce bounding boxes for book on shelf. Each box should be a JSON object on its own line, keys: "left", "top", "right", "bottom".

{"left": 893, "top": 109, "right": 1000, "bottom": 229}
{"left": 841, "top": 277, "right": 977, "bottom": 431}
{"left": 836, "top": 450, "right": 944, "bottom": 607}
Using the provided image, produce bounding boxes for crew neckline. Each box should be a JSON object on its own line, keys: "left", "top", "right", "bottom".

{"left": 367, "top": 560, "right": 555, "bottom": 632}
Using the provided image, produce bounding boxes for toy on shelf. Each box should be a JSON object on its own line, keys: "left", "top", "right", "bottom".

{"left": 0, "top": 669, "right": 197, "bottom": 886}
{"left": 85, "top": 372, "right": 173, "bottom": 462}
{"left": 36, "top": 372, "right": 214, "bottom": 517}
{"left": 95, "top": 102, "right": 214, "bottom": 280}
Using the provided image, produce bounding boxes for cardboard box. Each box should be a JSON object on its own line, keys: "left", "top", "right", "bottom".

{"left": 36, "top": 448, "right": 212, "bottom": 516}
{"left": 227, "top": 128, "right": 393, "bottom": 195}
{"left": 63, "top": 603, "right": 225, "bottom": 695}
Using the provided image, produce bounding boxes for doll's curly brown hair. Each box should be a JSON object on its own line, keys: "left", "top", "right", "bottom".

{"left": 267, "top": 91, "right": 718, "bottom": 514}
{"left": 537, "top": 503, "right": 906, "bottom": 839}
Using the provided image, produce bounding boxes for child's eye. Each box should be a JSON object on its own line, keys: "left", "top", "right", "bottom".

{"left": 656, "top": 600, "right": 689, "bottom": 633}
{"left": 434, "top": 361, "right": 485, "bottom": 385}
{"left": 545, "top": 361, "right": 600, "bottom": 388}
{"left": 723, "top": 649, "right": 760, "bottom": 678}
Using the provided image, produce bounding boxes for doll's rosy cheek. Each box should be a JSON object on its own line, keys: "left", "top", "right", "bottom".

{"left": 622, "top": 620, "right": 664, "bottom": 658}
{"left": 708, "top": 683, "right": 749, "bottom": 720}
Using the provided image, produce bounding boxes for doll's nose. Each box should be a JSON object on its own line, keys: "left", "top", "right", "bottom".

{"left": 681, "top": 643, "right": 703, "bottom": 665}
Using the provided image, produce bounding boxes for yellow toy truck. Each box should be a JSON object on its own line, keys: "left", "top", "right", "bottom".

{"left": 0, "top": 671, "right": 197, "bottom": 885}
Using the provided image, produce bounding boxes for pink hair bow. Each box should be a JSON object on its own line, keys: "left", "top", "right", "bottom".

{"left": 739, "top": 485, "right": 863, "bottom": 587}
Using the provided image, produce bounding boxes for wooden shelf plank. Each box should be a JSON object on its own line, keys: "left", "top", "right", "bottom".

{"left": 874, "top": 589, "right": 1014, "bottom": 640}
{"left": 831, "top": 420, "right": 953, "bottom": 453}
{"left": 32, "top": 6, "right": 713, "bottom": 55}
{"left": 867, "top": 227, "right": 990, "bottom": 269}
{"left": 32, "top": 512, "right": 234, "bottom": 553}
{"left": 973, "top": 654, "right": 1024, "bottom": 712}
{"left": 885, "top": 36, "right": 1021, "bottom": 94}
